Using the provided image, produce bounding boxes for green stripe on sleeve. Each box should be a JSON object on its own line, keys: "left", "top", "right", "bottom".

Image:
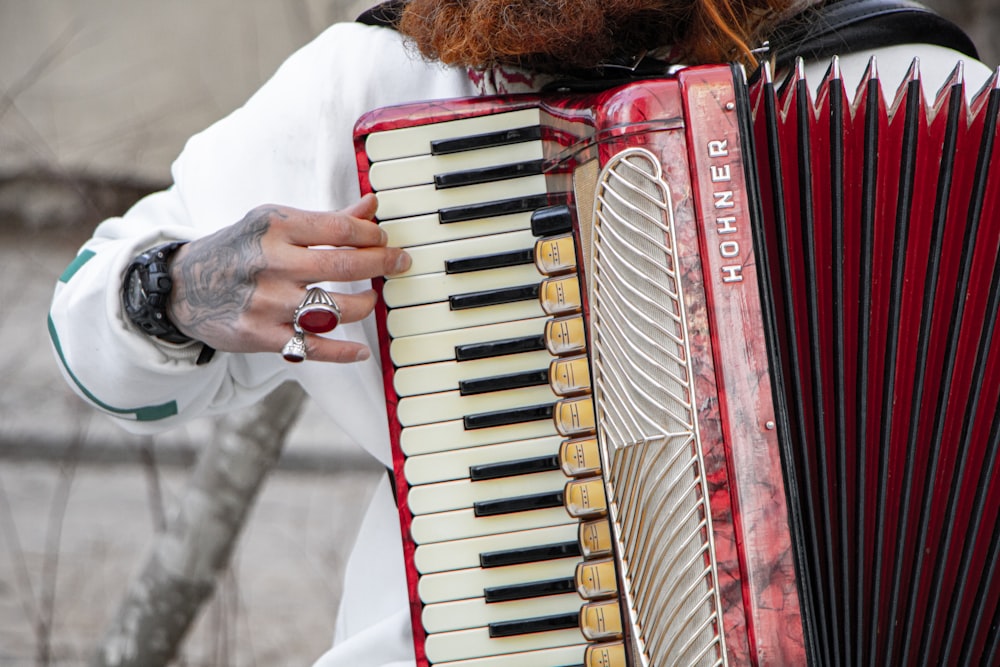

{"left": 47, "top": 315, "right": 178, "bottom": 422}
{"left": 59, "top": 250, "right": 97, "bottom": 283}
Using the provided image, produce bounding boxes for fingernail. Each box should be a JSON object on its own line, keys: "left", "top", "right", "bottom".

{"left": 355, "top": 347, "right": 371, "bottom": 362}
{"left": 379, "top": 227, "right": 389, "bottom": 244}
{"left": 393, "top": 252, "right": 412, "bottom": 275}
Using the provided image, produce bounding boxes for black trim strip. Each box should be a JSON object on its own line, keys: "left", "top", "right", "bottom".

{"left": 440, "top": 194, "right": 552, "bottom": 224}
{"left": 480, "top": 540, "right": 581, "bottom": 568}
{"left": 488, "top": 611, "right": 579, "bottom": 638}
{"left": 431, "top": 126, "right": 542, "bottom": 155}
{"left": 464, "top": 403, "right": 554, "bottom": 430}
{"left": 459, "top": 369, "right": 550, "bottom": 396}
{"left": 435, "top": 160, "right": 545, "bottom": 189}
{"left": 470, "top": 454, "right": 561, "bottom": 481}
{"left": 446, "top": 248, "right": 534, "bottom": 274}
{"left": 456, "top": 335, "right": 547, "bottom": 361}
{"left": 474, "top": 490, "right": 564, "bottom": 517}
{"left": 449, "top": 284, "right": 540, "bottom": 310}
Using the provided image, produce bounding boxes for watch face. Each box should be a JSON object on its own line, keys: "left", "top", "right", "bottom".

{"left": 126, "top": 268, "right": 146, "bottom": 309}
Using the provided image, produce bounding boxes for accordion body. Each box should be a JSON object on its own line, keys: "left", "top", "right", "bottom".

{"left": 353, "top": 61, "right": 1000, "bottom": 666}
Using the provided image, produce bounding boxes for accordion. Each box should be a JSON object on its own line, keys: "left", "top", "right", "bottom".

{"left": 353, "top": 60, "right": 1000, "bottom": 666}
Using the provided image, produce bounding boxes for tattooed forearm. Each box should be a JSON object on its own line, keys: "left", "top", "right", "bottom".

{"left": 169, "top": 207, "right": 279, "bottom": 341}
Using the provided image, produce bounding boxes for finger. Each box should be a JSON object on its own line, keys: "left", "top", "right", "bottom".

{"left": 287, "top": 245, "right": 411, "bottom": 283}
{"left": 300, "top": 336, "right": 373, "bottom": 364}
{"left": 275, "top": 199, "right": 386, "bottom": 249}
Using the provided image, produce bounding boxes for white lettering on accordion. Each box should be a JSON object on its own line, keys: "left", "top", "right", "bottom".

{"left": 707, "top": 139, "right": 743, "bottom": 283}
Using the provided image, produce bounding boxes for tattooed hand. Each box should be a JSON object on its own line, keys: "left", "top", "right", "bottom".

{"left": 167, "top": 194, "right": 408, "bottom": 362}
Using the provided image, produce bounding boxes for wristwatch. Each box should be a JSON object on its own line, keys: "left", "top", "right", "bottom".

{"left": 122, "top": 241, "right": 193, "bottom": 344}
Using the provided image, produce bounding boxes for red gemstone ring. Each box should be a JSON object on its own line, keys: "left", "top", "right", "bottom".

{"left": 294, "top": 287, "right": 342, "bottom": 334}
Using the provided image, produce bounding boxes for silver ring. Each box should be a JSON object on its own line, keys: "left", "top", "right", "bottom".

{"left": 294, "top": 287, "right": 342, "bottom": 334}
{"left": 281, "top": 328, "right": 307, "bottom": 363}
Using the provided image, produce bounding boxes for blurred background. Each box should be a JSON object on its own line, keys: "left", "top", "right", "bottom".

{"left": 0, "top": 1, "right": 996, "bottom": 666}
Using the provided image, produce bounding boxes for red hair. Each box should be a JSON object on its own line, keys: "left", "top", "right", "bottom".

{"left": 397, "top": 0, "right": 808, "bottom": 71}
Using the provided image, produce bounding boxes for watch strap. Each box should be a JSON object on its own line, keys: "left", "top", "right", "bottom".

{"left": 123, "top": 241, "right": 193, "bottom": 345}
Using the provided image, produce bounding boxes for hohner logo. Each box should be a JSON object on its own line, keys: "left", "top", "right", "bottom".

{"left": 707, "top": 138, "right": 743, "bottom": 284}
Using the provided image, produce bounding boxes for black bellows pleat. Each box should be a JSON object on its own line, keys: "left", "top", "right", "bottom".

{"left": 745, "top": 58, "right": 1000, "bottom": 665}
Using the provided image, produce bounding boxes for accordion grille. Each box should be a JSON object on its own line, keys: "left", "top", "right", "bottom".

{"left": 590, "top": 148, "right": 726, "bottom": 667}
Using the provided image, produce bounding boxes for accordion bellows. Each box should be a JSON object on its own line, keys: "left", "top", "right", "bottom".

{"left": 354, "top": 57, "right": 1000, "bottom": 666}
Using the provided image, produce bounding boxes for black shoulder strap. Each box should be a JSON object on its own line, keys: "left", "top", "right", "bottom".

{"left": 356, "top": 0, "right": 406, "bottom": 28}
{"left": 770, "top": 0, "right": 979, "bottom": 70}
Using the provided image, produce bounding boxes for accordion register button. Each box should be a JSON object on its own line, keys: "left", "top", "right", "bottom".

{"left": 544, "top": 315, "right": 587, "bottom": 356}
{"left": 534, "top": 234, "right": 577, "bottom": 275}
{"left": 553, "top": 396, "right": 596, "bottom": 436}
{"left": 564, "top": 479, "right": 608, "bottom": 519}
{"left": 531, "top": 204, "right": 574, "bottom": 236}
{"left": 549, "top": 355, "right": 592, "bottom": 396}
{"left": 539, "top": 275, "right": 582, "bottom": 315}
{"left": 575, "top": 558, "right": 618, "bottom": 600}
{"left": 585, "top": 641, "right": 628, "bottom": 667}
{"left": 578, "top": 519, "right": 613, "bottom": 559}
{"left": 579, "top": 600, "right": 624, "bottom": 642}
{"left": 560, "top": 437, "right": 602, "bottom": 477}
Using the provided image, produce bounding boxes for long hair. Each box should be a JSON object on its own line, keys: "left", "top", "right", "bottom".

{"left": 396, "top": 0, "right": 815, "bottom": 72}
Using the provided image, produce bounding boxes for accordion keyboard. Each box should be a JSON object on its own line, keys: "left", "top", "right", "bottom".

{"left": 364, "top": 110, "right": 629, "bottom": 667}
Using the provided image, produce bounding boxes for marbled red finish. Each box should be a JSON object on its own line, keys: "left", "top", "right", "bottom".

{"left": 678, "top": 65, "right": 806, "bottom": 665}
{"left": 354, "top": 68, "right": 806, "bottom": 667}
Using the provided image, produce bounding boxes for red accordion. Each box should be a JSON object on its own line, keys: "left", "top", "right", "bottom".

{"left": 353, "top": 60, "right": 1000, "bottom": 666}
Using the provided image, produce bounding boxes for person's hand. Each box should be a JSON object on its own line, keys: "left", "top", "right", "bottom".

{"left": 166, "top": 194, "right": 408, "bottom": 362}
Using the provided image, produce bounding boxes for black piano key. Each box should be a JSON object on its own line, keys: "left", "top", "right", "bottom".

{"left": 431, "top": 125, "right": 542, "bottom": 155}
{"left": 470, "top": 454, "right": 560, "bottom": 481}
{"left": 464, "top": 403, "right": 554, "bottom": 430}
{"left": 439, "top": 194, "right": 551, "bottom": 224}
{"left": 484, "top": 576, "right": 576, "bottom": 603}
{"left": 449, "top": 284, "right": 540, "bottom": 310}
{"left": 459, "top": 369, "right": 549, "bottom": 396}
{"left": 474, "top": 490, "right": 564, "bottom": 517}
{"left": 488, "top": 611, "right": 580, "bottom": 638}
{"left": 455, "top": 334, "right": 546, "bottom": 361}
{"left": 435, "top": 160, "right": 545, "bottom": 190}
{"left": 445, "top": 248, "right": 534, "bottom": 274}
{"left": 530, "top": 204, "right": 574, "bottom": 236}
{"left": 480, "top": 540, "right": 581, "bottom": 568}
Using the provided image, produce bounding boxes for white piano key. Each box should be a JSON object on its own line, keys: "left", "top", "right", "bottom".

{"left": 395, "top": 229, "right": 536, "bottom": 278}
{"left": 381, "top": 211, "right": 534, "bottom": 249}
{"left": 423, "top": 593, "right": 583, "bottom": 633}
{"left": 394, "top": 350, "right": 552, "bottom": 398}
{"left": 433, "top": 643, "right": 587, "bottom": 667}
{"left": 425, "top": 625, "right": 585, "bottom": 664}
{"left": 407, "top": 470, "right": 567, "bottom": 516}
{"left": 417, "top": 557, "right": 579, "bottom": 604}
{"left": 369, "top": 141, "right": 545, "bottom": 191}
{"left": 387, "top": 299, "right": 544, "bottom": 338}
{"left": 400, "top": 418, "right": 557, "bottom": 457}
{"left": 376, "top": 175, "right": 547, "bottom": 221}
{"left": 389, "top": 317, "right": 548, "bottom": 367}
{"left": 404, "top": 435, "right": 562, "bottom": 485}
{"left": 365, "top": 109, "right": 542, "bottom": 161}
{"left": 397, "top": 385, "right": 557, "bottom": 428}
{"left": 383, "top": 263, "right": 543, "bottom": 309}
{"left": 414, "top": 524, "right": 579, "bottom": 574}
{"left": 410, "top": 506, "right": 572, "bottom": 545}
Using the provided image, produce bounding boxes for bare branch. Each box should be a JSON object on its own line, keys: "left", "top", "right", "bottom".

{"left": 91, "top": 381, "right": 308, "bottom": 667}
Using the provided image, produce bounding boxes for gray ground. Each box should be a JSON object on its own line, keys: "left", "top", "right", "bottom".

{"left": 0, "top": 224, "right": 384, "bottom": 666}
